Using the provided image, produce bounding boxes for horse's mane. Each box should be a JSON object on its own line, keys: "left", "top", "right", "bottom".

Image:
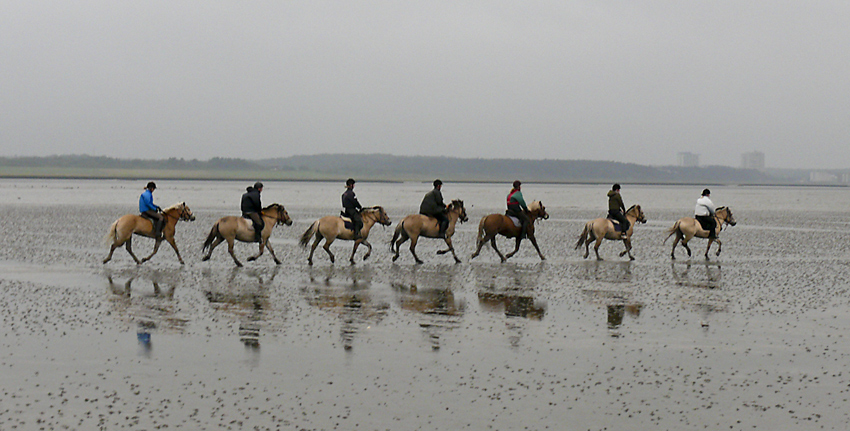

{"left": 529, "top": 200, "right": 542, "bottom": 211}
{"left": 450, "top": 199, "right": 464, "bottom": 208}
{"left": 626, "top": 204, "right": 637, "bottom": 212}
{"left": 162, "top": 202, "right": 185, "bottom": 212}
{"left": 263, "top": 203, "right": 282, "bottom": 211}
{"left": 362, "top": 206, "right": 383, "bottom": 212}
{"left": 716, "top": 206, "right": 727, "bottom": 211}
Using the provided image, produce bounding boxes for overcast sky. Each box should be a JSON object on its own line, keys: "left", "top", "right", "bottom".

{"left": 1, "top": 1, "right": 847, "bottom": 169}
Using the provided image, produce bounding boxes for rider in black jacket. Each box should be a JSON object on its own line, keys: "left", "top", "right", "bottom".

{"left": 241, "top": 182, "right": 264, "bottom": 242}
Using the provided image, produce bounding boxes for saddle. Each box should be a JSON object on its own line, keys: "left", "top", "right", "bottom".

{"left": 606, "top": 215, "right": 625, "bottom": 232}
{"left": 507, "top": 216, "right": 522, "bottom": 228}
{"left": 339, "top": 212, "right": 355, "bottom": 231}
{"left": 696, "top": 217, "right": 714, "bottom": 231}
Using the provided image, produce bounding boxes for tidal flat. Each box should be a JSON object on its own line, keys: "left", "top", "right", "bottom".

{"left": 1, "top": 179, "right": 849, "bottom": 430}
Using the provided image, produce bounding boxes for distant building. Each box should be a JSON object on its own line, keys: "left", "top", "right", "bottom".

{"left": 741, "top": 151, "right": 765, "bottom": 170}
{"left": 809, "top": 171, "right": 838, "bottom": 182}
{"left": 677, "top": 152, "right": 699, "bottom": 167}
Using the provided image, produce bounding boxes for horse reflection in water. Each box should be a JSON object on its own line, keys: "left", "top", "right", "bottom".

{"left": 204, "top": 267, "right": 278, "bottom": 360}
{"left": 670, "top": 261, "right": 726, "bottom": 329}
{"left": 391, "top": 283, "right": 465, "bottom": 350}
{"left": 304, "top": 266, "right": 389, "bottom": 351}
{"left": 105, "top": 269, "right": 188, "bottom": 356}
{"left": 472, "top": 264, "right": 546, "bottom": 348}
{"left": 582, "top": 289, "right": 643, "bottom": 338}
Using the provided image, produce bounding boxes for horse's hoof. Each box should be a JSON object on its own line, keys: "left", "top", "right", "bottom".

{"left": 202, "top": 256, "right": 210, "bottom": 262}
{"left": 235, "top": 263, "right": 243, "bottom": 267}
{"left": 102, "top": 260, "right": 109, "bottom": 264}
{"left": 392, "top": 256, "right": 399, "bottom": 262}
{"left": 275, "top": 260, "right": 281, "bottom": 265}
{"left": 629, "top": 256, "right": 635, "bottom": 261}
{"left": 415, "top": 260, "right": 423, "bottom": 264}
{"left": 247, "top": 257, "right": 256, "bottom": 262}
{"left": 308, "top": 260, "right": 313, "bottom": 266}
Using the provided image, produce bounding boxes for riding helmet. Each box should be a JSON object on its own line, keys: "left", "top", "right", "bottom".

{"left": 146, "top": 181, "right": 157, "bottom": 190}
{"left": 702, "top": 188, "right": 710, "bottom": 196}
{"left": 433, "top": 179, "right": 443, "bottom": 187}
{"left": 346, "top": 178, "right": 355, "bottom": 186}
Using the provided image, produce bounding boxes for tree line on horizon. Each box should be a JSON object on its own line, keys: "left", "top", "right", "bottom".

{"left": 0, "top": 153, "right": 839, "bottom": 184}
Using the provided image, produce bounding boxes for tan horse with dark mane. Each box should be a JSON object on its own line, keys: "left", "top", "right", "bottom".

{"left": 391, "top": 200, "right": 468, "bottom": 264}
{"left": 103, "top": 202, "right": 196, "bottom": 265}
{"left": 664, "top": 206, "right": 736, "bottom": 260}
{"left": 470, "top": 201, "right": 549, "bottom": 262}
{"left": 299, "top": 206, "right": 392, "bottom": 265}
{"left": 575, "top": 204, "right": 647, "bottom": 260}
{"left": 202, "top": 203, "right": 293, "bottom": 267}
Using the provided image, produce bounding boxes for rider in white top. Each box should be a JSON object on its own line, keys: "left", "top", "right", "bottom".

{"left": 694, "top": 189, "right": 717, "bottom": 239}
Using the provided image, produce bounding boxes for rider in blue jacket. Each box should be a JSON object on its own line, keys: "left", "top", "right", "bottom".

{"left": 139, "top": 182, "right": 164, "bottom": 239}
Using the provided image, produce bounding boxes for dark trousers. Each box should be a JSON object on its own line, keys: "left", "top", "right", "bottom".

{"left": 608, "top": 210, "right": 629, "bottom": 233}
{"left": 345, "top": 209, "right": 363, "bottom": 237}
{"left": 422, "top": 211, "right": 449, "bottom": 234}
{"left": 695, "top": 215, "right": 717, "bottom": 238}
{"left": 506, "top": 207, "right": 530, "bottom": 238}
{"left": 243, "top": 212, "right": 264, "bottom": 240}
{"left": 142, "top": 210, "right": 164, "bottom": 237}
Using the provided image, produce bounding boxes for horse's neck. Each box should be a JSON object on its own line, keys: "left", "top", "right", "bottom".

{"left": 164, "top": 210, "right": 180, "bottom": 225}
{"left": 361, "top": 212, "right": 378, "bottom": 227}
{"left": 261, "top": 211, "right": 277, "bottom": 222}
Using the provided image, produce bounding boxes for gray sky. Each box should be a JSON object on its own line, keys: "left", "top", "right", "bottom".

{"left": 1, "top": 1, "right": 848, "bottom": 169}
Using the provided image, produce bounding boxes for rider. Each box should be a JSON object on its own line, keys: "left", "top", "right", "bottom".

{"left": 139, "top": 181, "right": 164, "bottom": 239}
{"left": 607, "top": 183, "right": 629, "bottom": 238}
{"left": 342, "top": 178, "right": 363, "bottom": 240}
{"left": 506, "top": 180, "right": 530, "bottom": 239}
{"left": 694, "top": 188, "right": 717, "bottom": 239}
{"left": 241, "top": 182, "right": 264, "bottom": 242}
{"left": 420, "top": 179, "right": 448, "bottom": 238}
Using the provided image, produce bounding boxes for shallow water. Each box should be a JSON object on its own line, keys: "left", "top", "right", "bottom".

{"left": 1, "top": 179, "right": 849, "bottom": 430}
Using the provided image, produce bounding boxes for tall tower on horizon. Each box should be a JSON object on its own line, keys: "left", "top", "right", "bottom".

{"left": 677, "top": 152, "right": 699, "bottom": 167}
{"left": 741, "top": 151, "right": 765, "bottom": 170}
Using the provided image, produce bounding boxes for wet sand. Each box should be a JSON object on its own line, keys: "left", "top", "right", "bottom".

{"left": 1, "top": 180, "right": 849, "bottom": 430}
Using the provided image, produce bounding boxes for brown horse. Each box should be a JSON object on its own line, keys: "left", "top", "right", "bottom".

{"left": 575, "top": 204, "right": 647, "bottom": 261}
{"left": 103, "top": 202, "right": 196, "bottom": 265}
{"left": 299, "top": 206, "right": 392, "bottom": 265}
{"left": 391, "top": 200, "right": 468, "bottom": 264}
{"left": 664, "top": 206, "right": 736, "bottom": 260}
{"left": 470, "top": 201, "right": 549, "bottom": 262}
{"left": 201, "top": 203, "right": 293, "bottom": 267}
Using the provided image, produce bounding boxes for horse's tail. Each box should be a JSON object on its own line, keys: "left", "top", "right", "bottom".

{"left": 476, "top": 216, "right": 487, "bottom": 248}
{"left": 202, "top": 222, "right": 220, "bottom": 252}
{"left": 663, "top": 221, "right": 681, "bottom": 244}
{"left": 299, "top": 220, "right": 319, "bottom": 248}
{"left": 103, "top": 220, "right": 119, "bottom": 246}
{"left": 390, "top": 220, "right": 404, "bottom": 252}
{"left": 574, "top": 223, "right": 589, "bottom": 250}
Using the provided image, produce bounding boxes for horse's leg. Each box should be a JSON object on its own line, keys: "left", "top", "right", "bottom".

{"left": 227, "top": 238, "right": 243, "bottom": 267}
{"left": 704, "top": 238, "right": 714, "bottom": 260}
{"left": 362, "top": 240, "right": 373, "bottom": 261}
{"left": 164, "top": 236, "right": 185, "bottom": 265}
{"left": 682, "top": 233, "right": 693, "bottom": 258}
{"left": 124, "top": 238, "right": 142, "bottom": 265}
{"left": 103, "top": 242, "right": 120, "bottom": 264}
{"left": 670, "top": 233, "right": 681, "bottom": 259}
{"left": 323, "top": 238, "right": 336, "bottom": 264}
{"left": 505, "top": 237, "right": 522, "bottom": 260}
{"left": 349, "top": 240, "right": 361, "bottom": 265}
{"left": 308, "top": 236, "right": 322, "bottom": 266}
{"left": 408, "top": 236, "right": 423, "bottom": 264}
{"left": 490, "top": 236, "right": 506, "bottom": 263}
{"left": 392, "top": 232, "right": 409, "bottom": 262}
{"left": 444, "top": 236, "right": 461, "bottom": 264}
{"left": 619, "top": 238, "right": 634, "bottom": 260}
{"left": 247, "top": 236, "right": 266, "bottom": 262}
{"left": 202, "top": 237, "right": 224, "bottom": 261}
{"left": 593, "top": 237, "right": 603, "bottom": 261}
{"left": 583, "top": 231, "right": 594, "bottom": 259}
{"left": 471, "top": 233, "right": 489, "bottom": 260}
{"left": 528, "top": 234, "right": 545, "bottom": 261}
{"left": 715, "top": 239, "right": 723, "bottom": 257}
{"left": 264, "top": 239, "right": 282, "bottom": 265}
{"left": 141, "top": 238, "right": 162, "bottom": 264}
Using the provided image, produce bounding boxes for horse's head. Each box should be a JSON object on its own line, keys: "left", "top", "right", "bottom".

{"left": 718, "top": 206, "right": 736, "bottom": 226}
{"left": 164, "top": 202, "right": 195, "bottom": 222}
{"left": 265, "top": 203, "right": 293, "bottom": 226}
{"left": 529, "top": 201, "right": 549, "bottom": 220}
{"left": 449, "top": 199, "right": 468, "bottom": 223}
{"left": 628, "top": 204, "right": 647, "bottom": 224}
{"left": 366, "top": 206, "right": 392, "bottom": 226}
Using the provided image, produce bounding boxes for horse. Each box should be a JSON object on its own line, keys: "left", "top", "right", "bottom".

{"left": 664, "top": 206, "right": 736, "bottom": 260}
{"left": 299, "top": 206, "right": 392, "bottom": 265}
{"left": 391, "top": 200, "right": 468, "bottom": 264}
{"left": 103, "top": 202, "right": 196, "bottom": 265}
{"left": 575, "top": 204, "right": 647, "bottom": 261}
{"left": 201, "top": 203, "right": 293, "bottom": 267}
{"left": 470, "top": 201, "right": 549, "bottom": 262}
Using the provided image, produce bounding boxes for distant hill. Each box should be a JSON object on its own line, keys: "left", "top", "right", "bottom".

{"left": 0, "top": 154, "right": 846, "bottom": 185}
